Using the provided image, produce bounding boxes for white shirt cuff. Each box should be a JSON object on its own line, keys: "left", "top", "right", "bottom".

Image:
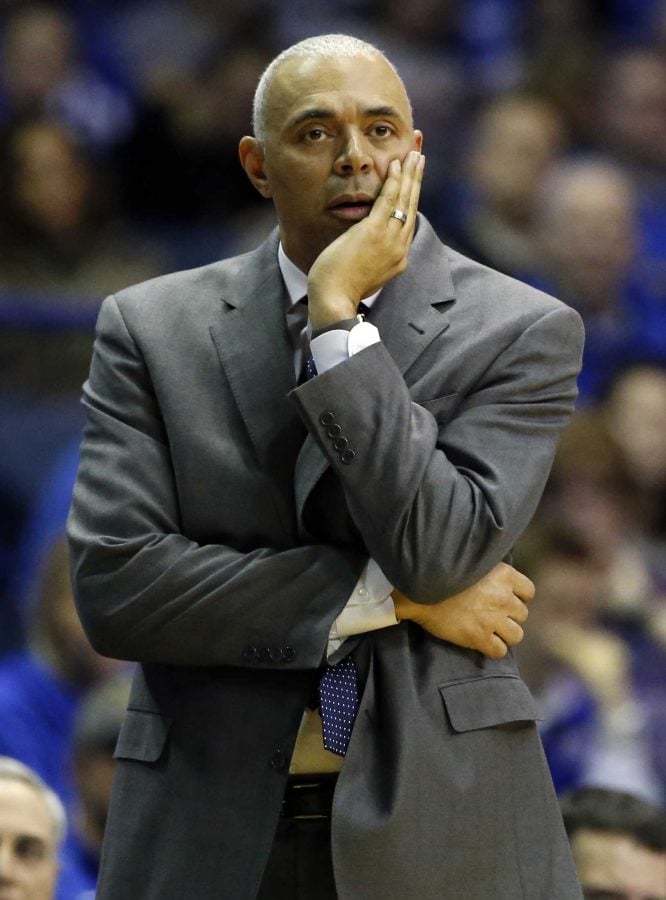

{"left": 310, "top": 321, "right": 381, "bottom": 374}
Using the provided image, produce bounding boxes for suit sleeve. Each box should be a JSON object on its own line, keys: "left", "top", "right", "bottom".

{"left": 67, "top": 295, "right": 365, "bottom": 668}
{"left": 290, "top": 303, "right": 584, "bottom": 602}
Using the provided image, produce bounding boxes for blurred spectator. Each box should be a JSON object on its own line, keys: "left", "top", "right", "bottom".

{"left": 531, "top": 159, "right": 666, "bottom": 401}
{"left": 522, "top": 0, "right": 605, "bottom": 149}
{"left": 599, "top": 45, "right": 666, "bottom": 318}
{"left": 561, "top": 786, "right": 666, "bottom": 900}
{"left": 58, "top": 673, "right": 131, "bottom": 900}
{"left": 446, "top": 94, "right": 566, "bottom": 276}
{"left": 107, "top": 0, "right": 250, "bottom": 93}
{"left": 605, "top": 365, "right": 666, "bottom": 540}
{"left": 0, "top": 119, "right": 163, "bottom": 302}
{"left": 516, "top": 530, "right": 661, "bottom": 801}
{"left": 0, "top": 756, "right": 64, "bottom": 900}
{"left": 0, "top": 3, "right": 133, "bottom": 152}
{"left": 540, "top": 409, "right": 664, "bottom": 617}
{"left": 520, "top": 407, "right": 666, "bottom": 797}
{"left": 0, "top": 535, "right": 124, "bottom": 812}
{"left": 600, "top": 46, "right": 666, "bottom": 186}
{"left": 115, "top": 40, "right": 274, "bottom": 266}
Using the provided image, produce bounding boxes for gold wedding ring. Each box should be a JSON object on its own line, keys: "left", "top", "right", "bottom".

{"left": 389, "top": 209, "right": 408, "bottom": 224}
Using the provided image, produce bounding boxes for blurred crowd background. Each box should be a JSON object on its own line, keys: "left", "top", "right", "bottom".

{"left": 0, "top": 1, "right": 664, "bottom": 897}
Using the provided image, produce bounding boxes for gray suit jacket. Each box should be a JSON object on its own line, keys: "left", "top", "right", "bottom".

{"left": 68, "top": 216, "right": 584, "bottom": 899}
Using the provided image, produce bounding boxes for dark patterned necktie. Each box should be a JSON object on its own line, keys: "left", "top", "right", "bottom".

{"left": 319, "top": 657, "right": 360, "bottom": 756}
{"left": 300, "top": 353, "right": 317, "bottom": 383}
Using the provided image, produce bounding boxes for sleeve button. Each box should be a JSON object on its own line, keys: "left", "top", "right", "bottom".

{"left": 319, "top": 411, "right": 335, "bottom": 426}
{"left": 282, "top": 646, "right": 297, "bottom": 663}
{"left": 327, "top": 424, "right": 342, "bottom": 437}
{"left": 257, "top": 647, "right": 271, "bottom": 661}
{"left": 340, "top": 448, "right": 356, "bottom": 464}
{"left": 242, "top": 646, "right": 257, "bottom": 661}
{"left": 269, "top": 646, "right": 284, "bottom": 662}
{"left": 333, "top": 437, "right": 348, "bottom": 451}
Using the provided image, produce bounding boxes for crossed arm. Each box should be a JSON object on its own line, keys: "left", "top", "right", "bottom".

{"left": 69, "top": 151, "right": 579, "bottom": 669}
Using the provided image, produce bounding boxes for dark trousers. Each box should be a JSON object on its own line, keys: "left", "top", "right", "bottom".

{"left": 256, "top": 776, "right": 338, "bottom": 900}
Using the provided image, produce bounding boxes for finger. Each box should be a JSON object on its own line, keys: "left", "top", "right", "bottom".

{"left": 392, "top": 151, "right": 423, "bottom": 237}
{"left": 495, "top": 617, "right": 524, "bottom": 647}
{"left": 484, "top": 634, "right": 509, "bottom": 660}
{"left": 506, "top": 596, "right": 529, "bottom": 625}
{"left": 512, "top": 572, "right": 536, "bottom": 603}
{"left": 372, "top": 158, "right": 402, "bottom": 218}
{"left": 407, "top": 152, "right": 425, "bottom": 219}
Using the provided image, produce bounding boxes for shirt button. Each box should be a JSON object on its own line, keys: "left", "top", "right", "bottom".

{"left": 357, "top": 587, "right": 369, "bottom": 598}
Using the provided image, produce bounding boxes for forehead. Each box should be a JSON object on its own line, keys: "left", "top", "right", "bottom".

{"left": 0, "top": 780, "right": 55, "bottom": 846}
{"left": 266, "top": 54, "right": 411, "bottom": 132}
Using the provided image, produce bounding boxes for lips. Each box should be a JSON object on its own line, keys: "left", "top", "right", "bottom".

{"left": 327, "top": 194, "right": 375, "bottom": 222}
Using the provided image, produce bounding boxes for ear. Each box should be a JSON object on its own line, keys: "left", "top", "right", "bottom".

{"left": 413, "top": 129, "right": 423, "bottom": 152}
{"left": 239, "top": 136, "right": 272, "bottom": 199}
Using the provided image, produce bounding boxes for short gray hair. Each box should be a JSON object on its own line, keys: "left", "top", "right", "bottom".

{"left": 0, "top": 756, "right": 67, "bottom": 847}
{"left": 252, "top": 34, "right": 407, "bottom": 145}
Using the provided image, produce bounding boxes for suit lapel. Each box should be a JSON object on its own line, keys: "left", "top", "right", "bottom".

{"left": 367, "top": 218, "right": 454, "bottom": 368}
{"left": 295, "top": 216, "right": 457, "bottom": 538}
{"left": 210, "top": 231, "right": 306, "bottom": 477}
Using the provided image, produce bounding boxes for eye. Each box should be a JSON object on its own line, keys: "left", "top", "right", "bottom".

{"left": 303, "top": 128, "right": 328, "bottom": 142}
{"left": 370, "top": 123, "right": 395, "bottom": 139}
{"left": 15, "top": 835, "right": 48, "bottom": 862}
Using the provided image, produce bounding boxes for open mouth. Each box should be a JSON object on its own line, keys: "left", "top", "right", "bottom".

{"left": 328, "top": 199, "right": 374, "bottom": 222}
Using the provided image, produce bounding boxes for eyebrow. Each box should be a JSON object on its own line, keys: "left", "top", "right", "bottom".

{"left": 288, "top": 105, "right": 404, "bottom": 129}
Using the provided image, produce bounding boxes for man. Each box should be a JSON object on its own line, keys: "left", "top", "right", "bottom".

{"left": 561, "top": 787, "right": 666, "bottom": 900}
{"left": 0, "top": 757, "right": 64, "bottom": 900}
{"left": 68, "top": 34, "right": 584, "bottom": 899}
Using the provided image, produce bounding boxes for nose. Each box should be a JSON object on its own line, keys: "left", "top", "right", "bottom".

{"left": 0, "top": 841, "right": 17, "bottom": 881}
{"left": 333, "top": 130, "right": 373, "bottom": 176}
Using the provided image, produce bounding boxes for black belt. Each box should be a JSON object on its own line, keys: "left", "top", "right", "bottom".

{"left": 280, "top": 774, "right": 338, "bottom": 820}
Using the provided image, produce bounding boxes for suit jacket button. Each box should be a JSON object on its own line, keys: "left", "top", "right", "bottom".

{"left": 327, "top": 424, "right": 342, "bottom": 437}
{"left": 242, "top": 645, "right": 257, "bottom": 661}
{"left": 333, "top": 437, "right": 348, "bottom": 451}
{"left": 340, "top": 448, "right": 356, "bottom": 464}
{"left": 257, "top": 647, "right": 271, "bottom": 661}
{"left": 270, "top": 750, "right": 287, "bottom": 772}
{"left": 282, "top": 646, "right": 297, "bottom": 663}
{"left": 319, "top": 411, "right": 335, "bottom": 426}
{"left": 269, "top": 646, "right": 284, "bottom": 662}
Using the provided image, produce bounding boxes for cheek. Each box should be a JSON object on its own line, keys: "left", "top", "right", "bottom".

{"left": 22, "top": 860, "right": 58, "bottom": 894}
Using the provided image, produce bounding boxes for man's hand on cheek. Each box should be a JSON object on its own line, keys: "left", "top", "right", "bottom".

{"left": 307, "top": 150, "right": 425, "bottom": 328}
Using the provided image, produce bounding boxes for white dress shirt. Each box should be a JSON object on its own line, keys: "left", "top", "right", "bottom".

{"left": 278, "top": 245, "right": 398, "bottom": 656}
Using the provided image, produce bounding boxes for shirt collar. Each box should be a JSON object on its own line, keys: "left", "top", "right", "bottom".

{"left": 277, "top": 243, "right": 382, "bottom": 310}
